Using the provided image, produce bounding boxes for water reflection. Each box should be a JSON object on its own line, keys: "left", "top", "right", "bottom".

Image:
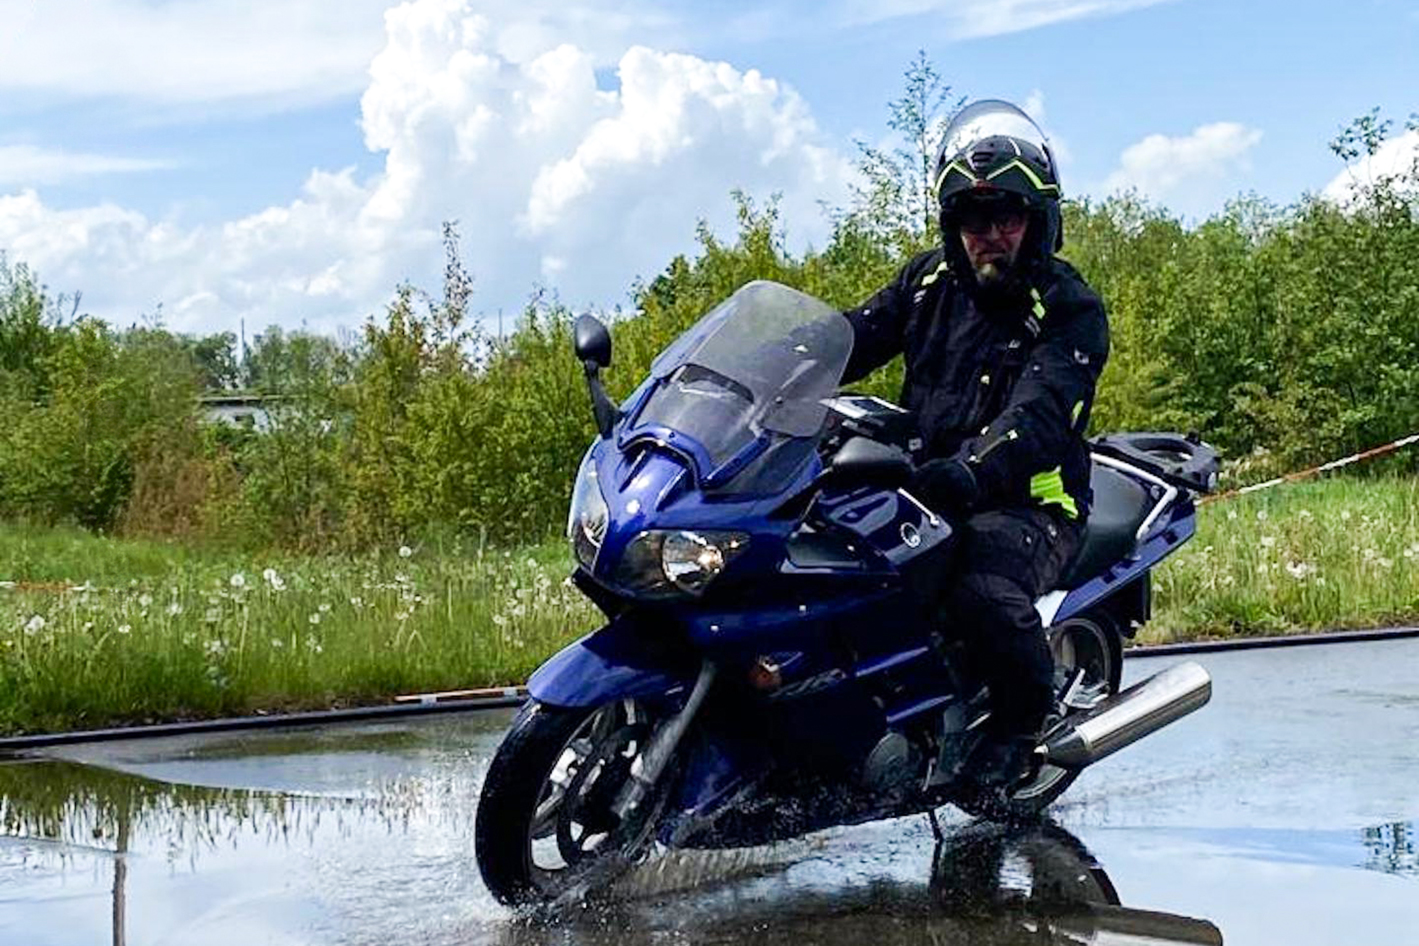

{"left": 498, "top": 822, "right": 1225, "bottom": 946}
{"left": 0, "top": 757, "right": 456, "bottom": 946}
{"left": 0, "top": 759, "right": 398, "bottom": 856}
{"left": 1362, "top": 822, "right": 1416, "bottom": 877}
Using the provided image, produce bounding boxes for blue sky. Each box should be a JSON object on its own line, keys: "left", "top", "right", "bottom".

{"left": 0, "top": 0, "right": 1414, "bottom": 338}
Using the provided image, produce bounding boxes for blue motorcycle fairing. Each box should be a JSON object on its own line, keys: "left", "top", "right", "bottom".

{"left": 526, "top": 615, "right": 694, "bottom": 708}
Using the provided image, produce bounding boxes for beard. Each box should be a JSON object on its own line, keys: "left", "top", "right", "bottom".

{"left": 969, "top": 252, "right": 1029, "bottom": 311}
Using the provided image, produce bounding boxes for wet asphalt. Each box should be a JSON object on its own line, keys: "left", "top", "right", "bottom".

{"left": 1, "top": 638, "right": 1417, "bottom": 945}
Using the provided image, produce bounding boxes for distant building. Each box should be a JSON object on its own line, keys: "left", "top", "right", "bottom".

{"left": 199, "top": 393, "right": 274, "bottom": 432}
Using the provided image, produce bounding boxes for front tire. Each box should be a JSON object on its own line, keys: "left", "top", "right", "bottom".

{"left": 475, "top": 698, "right": 666, "bottom": 906}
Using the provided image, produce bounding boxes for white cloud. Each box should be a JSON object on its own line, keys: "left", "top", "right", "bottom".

{"left": 1101, "top": 122, "right": 1264, "bottom": 206}
{"left": 0, "top": 145, "right": 174, "bottom": 187}
{"left": 0, "top": 0, "right": 677, "bottom": 109}
{"left": 0, "top": 0, "right": 853, "bottom": 335}
{"left": 1322, "top": 130, "right": 1419, "bottom": 204}
{"left": 836, "top": 0, "right": 1177, "bottom": 36}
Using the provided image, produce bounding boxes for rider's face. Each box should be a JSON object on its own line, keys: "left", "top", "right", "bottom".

{"left": 958, "top": 208, "right": 1027, "bottom": 285}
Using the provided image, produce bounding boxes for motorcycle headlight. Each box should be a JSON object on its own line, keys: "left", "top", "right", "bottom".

{"left": 614, "top": 530, "right": 749, "bottom": 597}
{"left": 567, "top": 456, "right": 609, "bottom": 570}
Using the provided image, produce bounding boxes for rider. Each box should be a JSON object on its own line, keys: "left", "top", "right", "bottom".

{"left": 840, "top": 100, "right": 1110, "bottom": 795}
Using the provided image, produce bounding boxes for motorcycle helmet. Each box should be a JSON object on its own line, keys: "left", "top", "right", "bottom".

{"left": 932, "top": 99, "right": 1062, "bottom": 284}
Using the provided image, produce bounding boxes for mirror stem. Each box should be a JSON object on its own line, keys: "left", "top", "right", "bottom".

{"left": 584, "top": 361, "right": 619, "bottom": 438}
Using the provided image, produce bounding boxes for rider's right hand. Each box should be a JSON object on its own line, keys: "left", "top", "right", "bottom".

{"left": 909, "top": 458, "right": 979, "bottom": 518}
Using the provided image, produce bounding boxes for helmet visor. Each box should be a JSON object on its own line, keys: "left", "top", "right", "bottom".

{"left": 936, "top": 99, "right": 1055, "bottom": 183}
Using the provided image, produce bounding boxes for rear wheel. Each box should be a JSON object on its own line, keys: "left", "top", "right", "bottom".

{"left": 958, "top": 613, "right": 1121, "bottom": 821}
{"left": 475, "top": 698, "right": 669, "bottom": 906}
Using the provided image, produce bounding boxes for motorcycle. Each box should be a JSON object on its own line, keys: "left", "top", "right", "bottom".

{"left": 475, "top": 280, "right": 1220, "bottom": 906}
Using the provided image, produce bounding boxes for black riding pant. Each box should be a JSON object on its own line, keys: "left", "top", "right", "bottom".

{"left": 911, "top": 506, "right": 1084, "bottom": 738}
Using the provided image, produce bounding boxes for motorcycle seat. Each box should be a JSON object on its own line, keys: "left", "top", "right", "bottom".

{"left": 1058, "top": 462, "right": 1154, "bottom": 588}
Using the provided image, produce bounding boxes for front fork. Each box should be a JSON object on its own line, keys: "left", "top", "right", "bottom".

{"left": 614, "top": 660, "right": 718, "bottom": 819}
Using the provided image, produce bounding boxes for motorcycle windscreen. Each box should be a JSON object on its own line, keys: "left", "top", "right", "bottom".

{"left": 636, "top": 280, "right": 853, "bottom": 479}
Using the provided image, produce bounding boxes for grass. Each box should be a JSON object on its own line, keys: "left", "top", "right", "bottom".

{"left": 2, "top": 475, "right": 1417, "bottom": 734}
{"left": 0, "top": 528, "right": 595, "bottom": 735}
{"left": 1145, "top": 475, "right": 1419, "bottom": 643}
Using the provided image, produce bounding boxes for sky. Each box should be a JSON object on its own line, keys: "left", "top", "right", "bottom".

{"left": 0, "top": 0, "right": 1415, "bottom": 339}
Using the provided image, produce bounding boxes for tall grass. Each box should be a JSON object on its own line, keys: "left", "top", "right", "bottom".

{"left": 3, "top": 476, "right": 1418, "bottom": 734}
{"left": 1146, "top": 475, "right": 1419, "bottom": 642}
{"left": 0, "top": 529, "right": 594, "bottom": 734}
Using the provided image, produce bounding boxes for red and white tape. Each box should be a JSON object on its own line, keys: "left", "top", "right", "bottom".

{"left": 1200, "top": 432, "right": 1419, "bottom": 505}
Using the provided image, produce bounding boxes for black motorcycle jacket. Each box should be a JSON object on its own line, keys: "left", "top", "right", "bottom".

{"left": 842, "top": 249, "right": 1110, "bottom": 520}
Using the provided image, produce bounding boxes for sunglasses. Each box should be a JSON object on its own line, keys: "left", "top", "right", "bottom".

{"left": 958, "top": 207, "right": 1029, "bottom": 236}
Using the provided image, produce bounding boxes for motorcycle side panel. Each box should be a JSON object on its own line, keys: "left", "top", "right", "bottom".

{"left": 526, "top": 617, "right": 693, "bottom": 708}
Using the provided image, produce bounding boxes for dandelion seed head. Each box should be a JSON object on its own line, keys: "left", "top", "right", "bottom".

{"left": 204, "top": 608, "right": 221, "bottom": 624}
{"left": 319, "top": 602, "right": 331, "bottom": 613}
{"left": 309, "top": 613, "right": 322, "bottom": 625}
{"left": 229, "top": 573, "right": 246, "bottom": 590}
{"left": 399, "top": 545, "right": 413, "bottom": 559}
{"left": 23, "top": 614, "right": 46, "bottom": 635}
{"left": 166, "top": 601, "right": 183, "bottom": 616}
{"left": 271, "top": 638, "right": 284, "bottom": 649}
{"left": 137, "top": 593, "right": 153, "bottom": 609}
{"left": 117, "top": 624, "right": 131, "bottom": 635}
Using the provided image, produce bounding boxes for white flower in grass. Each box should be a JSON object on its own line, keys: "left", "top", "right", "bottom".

{"left": 82, "top": 621, "right": 94, "bottom": 632}
{"left": 1255, "top": 509, "right": 1268, "bottom": 522}
{"left": 1227, "top": 510, "right": 1238, "bottom": 521}
{"left": 319, "top": 602, "right": 331, "bottom": 613}
{"left": 492, "top": 614, "right": 508, "bottom": 627}
{"left": 399, "top": 545, "right": 413, "bottom": 559}
{"left": 23, "top": 615, "right": 45, "bottom": 635}
{"left": 271, "top": 638, "right": 284, "bottom": 649}
{"left": 262, "top": 568, "right": 286, "bottom": 591}
{"left": 229, "top": 573, "right": 246, "bottom": 590}
{"left": 167, "top": 601, "right": 183, "bottom": 616}
{"left": 1285, "top": 562, "right": 1314, "bottom": 581}
{"left": 117, "top": 624, "right": 131, "bottom": 635}
{"left": 206, "top": 639, "right": 227, "bottom": 658}
{"left": 138, "top": 593, "right": 153, "bottom": 609}
{"left": 305, "top": 635, "right": 324, "bottom": 655}
{"left": 204, "top": 608, "right": 221, "bottom": 624}
{"left": 309, "top": 613, "right": 322, "bottom": 626}
{"left": 1260, "top": 536, "right": 1276, "bottom": 549}
{"left": 1298, "top": 509, "right": 1313, "bottom": 521}
{"left": 1340, "top": 510, "right": 1352, "bottom": 522}
{"left": 350, "top": 596, "right": 364, "bottom": 609}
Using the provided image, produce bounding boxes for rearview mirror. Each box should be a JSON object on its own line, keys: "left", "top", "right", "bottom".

{"left": 573, "top": 314, "right": 612, "bottom": 369}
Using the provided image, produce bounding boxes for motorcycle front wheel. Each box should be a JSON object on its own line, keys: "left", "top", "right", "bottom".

{"left": 475, "top": 698, "right": 670, "bottom": 906}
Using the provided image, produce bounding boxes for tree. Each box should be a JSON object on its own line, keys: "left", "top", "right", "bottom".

{"left": 848, "top": 50, "right": 965, "bottom": 250}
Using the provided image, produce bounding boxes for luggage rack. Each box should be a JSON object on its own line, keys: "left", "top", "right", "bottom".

{"left": 1089, "top": 431, "right": 1220, "bottom": 496}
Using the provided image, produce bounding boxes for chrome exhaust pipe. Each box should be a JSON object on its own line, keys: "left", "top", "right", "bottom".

{"left": 1043, "top": 661, "right": 1211, "bottom": 769}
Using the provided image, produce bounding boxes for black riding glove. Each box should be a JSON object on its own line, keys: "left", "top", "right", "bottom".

{"left": 909, "top": 458, "right": 980, "bottom": 519}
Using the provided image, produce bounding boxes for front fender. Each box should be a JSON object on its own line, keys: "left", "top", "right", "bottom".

{"left": 527, "top": 614, "right": 694, "bottom": 708}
